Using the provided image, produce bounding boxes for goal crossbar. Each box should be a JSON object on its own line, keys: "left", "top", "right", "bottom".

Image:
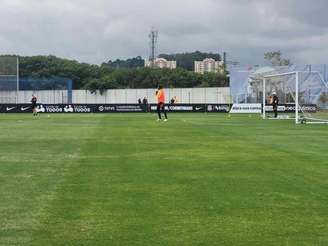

{"left": 263, "top": 71, "right": 297, "bottom": 79}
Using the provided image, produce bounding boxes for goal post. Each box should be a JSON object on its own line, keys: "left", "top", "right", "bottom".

{"left": 262, "top": 71, "right": 328, "bottom": 124}
{"left": 262, "top": 71, "right": 298, "bottom": 123}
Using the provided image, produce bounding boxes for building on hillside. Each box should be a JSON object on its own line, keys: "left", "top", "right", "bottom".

{"left": 194, "top": 58, "right": 224, "bottom": 74}
{"left": 144, "top": 58, "right": 176, "bottom": 69}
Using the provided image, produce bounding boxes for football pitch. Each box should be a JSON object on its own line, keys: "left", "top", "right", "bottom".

{"left": 0, "top": 113, "right": 327, "bottom": 245}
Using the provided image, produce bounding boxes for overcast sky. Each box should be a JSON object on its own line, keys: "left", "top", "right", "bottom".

{"left": 0, "top": 0, "right": 327, "bottom": 65}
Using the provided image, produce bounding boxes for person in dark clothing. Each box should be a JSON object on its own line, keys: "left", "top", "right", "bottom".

{"left": 138, "top": 98, "right": 142, "bottom": 104}
{"left": 170, "top": 97, "right": 175, "bottom": 104}
{"left": 31, "top": 95, "right": 38, "bottom": 116}
{"left": 170, "top": 96, "right": 178, "bottom": 105}
{"left": 272, "top": 92, "right": 279, "bottom": 118}
{"left": 142, "top": 97, "right": 148, "bottom": 112}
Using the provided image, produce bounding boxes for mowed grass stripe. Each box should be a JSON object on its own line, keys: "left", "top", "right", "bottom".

{"left": 0, "top": 114, "right": 105, "bottom": 245}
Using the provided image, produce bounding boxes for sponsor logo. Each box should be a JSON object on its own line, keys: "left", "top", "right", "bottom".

{"left": 73, "top": 105, "right": 91, "bottom": 113}
{"left": 216, "top": 105, "right": 230, "bottom": 112}
{"left": 265, "top": 104, "right": 317, "bottom": 113}
{"left": 37, "top": 105, "right": 46, "bottom": 113}
{"left": 169, "top": 106, "right": 193, "bottom": 111}
{"left": 301, "top": 105, "right": 317, "bottom": 112}
{"left": 230, "top": 104, "right": 261, "bottom": 114}
{"left": 21, "top": 106, "right": 31, "bottom": 111}
{"left": 64, "top": 105, "right": 74, "bottom": 113}
{"left": 195, "top": 107, "right": 203, "bottom": 111}
{"left": 98, "top": 105, "right": 116, "bottom": 112}
{"left": 44, "top": 105, "right": 60, "bottom": 113}
{"left": 116, "top": 105, "right": 142, "bottom": 112}
{"left": 210, "top": 105, "right": 230, "bottom": 112}
{"left": 6, "top": 106, "right": 16, "bottom": 111}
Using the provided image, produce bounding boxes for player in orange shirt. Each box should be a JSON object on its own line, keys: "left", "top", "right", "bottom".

{"left": 156, "top": 85, "right": 168, "bottom": 121}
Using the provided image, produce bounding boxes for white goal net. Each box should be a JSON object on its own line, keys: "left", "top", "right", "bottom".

{"left": 263, "top": 71, "right": 328, "bottom": 124}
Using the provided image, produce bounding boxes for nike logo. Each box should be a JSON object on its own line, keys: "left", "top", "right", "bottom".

{"left": 6, "top": 107, "right": 16, "bottom": 111}
{"left": 21, "top": 107, "right": 30, "bottom": 111}
{"left": 195, "top": 107, "right": 203, "bottom": 110}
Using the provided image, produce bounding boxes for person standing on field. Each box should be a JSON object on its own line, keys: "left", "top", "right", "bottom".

{"left": 31, "top": 95, "right": 38, "bottom": 116}
{"left": 156, "top": 86, "right": 168, "bottom": 121}
{"left": 142, "top": 97, "right": 148, "bottom": 112}
{"left": 272, "top": 92, "right": 279, "bottom": 118}
{"left": 170, "top": 96, "right": 178, "bottom": 105}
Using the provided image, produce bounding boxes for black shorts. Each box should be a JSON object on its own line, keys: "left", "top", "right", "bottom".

{"left": 32, "top": 104, "right": 37, "bottom": 109}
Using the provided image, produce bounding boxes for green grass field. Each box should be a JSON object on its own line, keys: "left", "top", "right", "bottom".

{"left": 0, "top": 113, "right": 327, "bottom": 245}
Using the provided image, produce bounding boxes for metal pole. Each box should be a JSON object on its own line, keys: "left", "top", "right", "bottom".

{"left": 295, "top": 72, "right": 299, "bottom": 124}
{"left": 204, "top": 88, "right": 207, "bottom": 114}
{"left": 16, "top": 57, "right": 19, "bottom": 103}
{"left": 263, "top": 78, "right": 266, "bottom": 119}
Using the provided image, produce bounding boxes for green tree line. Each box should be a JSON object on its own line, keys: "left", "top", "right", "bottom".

{"left": 1, "top": 54, "right": 229, "bottom": 91}
{"left": 106, "top": 51, "right": 222, "bottom": 71}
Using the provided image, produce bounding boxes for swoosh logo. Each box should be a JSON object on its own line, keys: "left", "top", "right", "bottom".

{"left": 6, "top": 107, "right": 16, "bottom": 111}
{"left": 195, "top": 107, "right": 203, "bottom": 110}
{"left": 21, "top": 107, "right": 31, "bottom": 111}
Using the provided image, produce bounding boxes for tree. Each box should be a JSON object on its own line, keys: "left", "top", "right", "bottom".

{"left": 264, "top": 51, "right": 291, "bottom": 66}
{"left": 105, "top": 56, "right": 145, "bottom": 69}
{"left": 19, "top": 55, "right": 103, "bottom": 89}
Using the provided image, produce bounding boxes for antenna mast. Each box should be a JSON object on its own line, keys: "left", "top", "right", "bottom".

{"left": 149, "top": 27, "right": 158, "bottom": 68}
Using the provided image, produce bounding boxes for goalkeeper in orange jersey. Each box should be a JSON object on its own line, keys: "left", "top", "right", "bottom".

{"left": 156, "top": 86, "right": 168, "bottom": 121}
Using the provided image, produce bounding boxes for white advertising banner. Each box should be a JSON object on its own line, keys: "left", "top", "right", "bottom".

{"left": 229, "top": 103, "right": 262, "bottom": 114}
